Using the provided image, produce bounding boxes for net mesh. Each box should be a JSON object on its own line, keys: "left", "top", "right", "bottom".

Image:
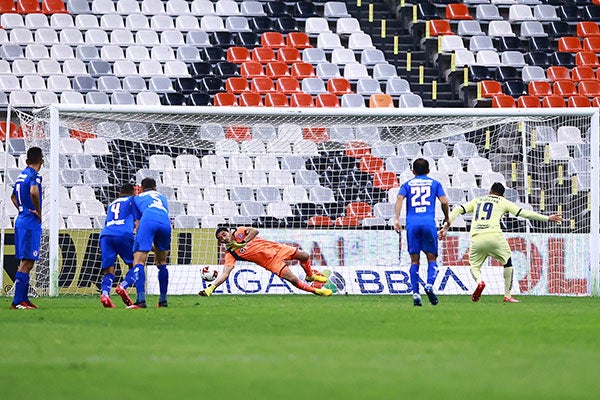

{"left": 2, "top": 107, "right": 594, "bottom": 297}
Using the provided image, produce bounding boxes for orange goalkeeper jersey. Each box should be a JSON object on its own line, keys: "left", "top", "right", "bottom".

{"left": 223, "top": 227, "right": 296, "bottom": 272}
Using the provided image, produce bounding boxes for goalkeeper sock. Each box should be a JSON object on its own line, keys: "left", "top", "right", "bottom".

{"left": 409, "top": 264, "right": 419, "bottom": 294}
{"left": 427, "top": 261, "right": 439, "bottom": 287}
{"left": 503, "top": 266, "right": 514, "bottom": 298}
{"left": 157, "top": 265, "right": 168, "bottom": 302}
{"left": 300, "top": 258, "right": 312, "bottom": 277}
{"left": 101, "top": 273, "right": 115, "bottom": 296}
{"left": 292, "top": 279, "right": 316, "bottom": 294}
{"left": 134, "top": 264, "right": 146, "bottom": 302}
{"left": 13, "top": 271, "right": 29, "bottom": 304}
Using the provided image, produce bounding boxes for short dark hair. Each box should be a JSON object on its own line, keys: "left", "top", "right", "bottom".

{"left": 26, "top": 147, "right": 43, "bottom": 165}
{"left": 140, "top": 177, "right": 156, "bottom": 191}
{"left": 215, "top": 227, "right": 229, "bottom": 239}
{"left": 412, "top": 158, "right": 429, "bottom": 175}
{"left": 120, "top": 183, "right": 135, "bottom": 196}
{"left": 490, "top": 182, "right": 505, "bottom": 196}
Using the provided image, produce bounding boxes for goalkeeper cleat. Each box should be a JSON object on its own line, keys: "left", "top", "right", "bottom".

{"left": 471, "top": 281, "right": 486, "bottom": 302}
{"left": 425, "top": 288, "right": 439, "bottom": 306}
{"left": 314, "top": 288, "right": 333, "bottom": 297}
{"left": 10, "top": 301, "right": 33, "bottom": 309}
{"left": 115, "top": 285, "right": 133, "bottom": 307}
{"left": 157, "top": 300, "right": 168, "bottom": 308}
{"left": 306, "top": 271, "right": 328, "bottom": 283}
{"left": 413, "top": 295, "right": 423, "bottom": 307}
{"left": 101, "top": 294, "right": 115, "bottom": 308}
{"left": 503, "top": 296, "right": 520, "bottom": 303}
{"left": 127, "top": 301, "right": 147, "bottom": 309}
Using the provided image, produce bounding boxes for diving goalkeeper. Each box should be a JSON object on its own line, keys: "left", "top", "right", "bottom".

{"left": 199, "top": 226, "right": 332, "bottom": 297}
{"left": 439, "top": 182, "right": 562, "bottom": 303}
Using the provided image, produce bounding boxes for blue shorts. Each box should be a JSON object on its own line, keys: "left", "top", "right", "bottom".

{"left": 133, "top": 219, "right": 171, "bottom": 253}
{"left": 406, "top": 224, "right": 438, "bottom": 256}
{"left": 15, "top": 225, "right": 42, "bottom": 261}
{"left": 100, "top": 235, "right": 134, "bottom": 269}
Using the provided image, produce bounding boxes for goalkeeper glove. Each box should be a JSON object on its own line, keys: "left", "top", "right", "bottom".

{"left": 199, "top": 284, "right": 215, "bottom": 297}
{"left": 226, "top": 240, "right": 247, "bottom": 251}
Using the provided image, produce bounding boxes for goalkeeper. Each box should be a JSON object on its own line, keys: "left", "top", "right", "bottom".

{"left": 199, "top": 227, "right": 332, "bottom": 297}
{"left": 439, "top": 182, "right": 562, "bottom": 303}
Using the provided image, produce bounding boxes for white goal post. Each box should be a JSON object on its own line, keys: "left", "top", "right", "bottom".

{"left": 2, "top": 105, "right": 598, "bottom": 297}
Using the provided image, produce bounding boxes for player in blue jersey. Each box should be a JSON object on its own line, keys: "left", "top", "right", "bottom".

{"left": 393, "top": 158, "right": 449, "bottom": 307}
{"left": 99, "top": 183, "right": 135, "bottom": 308}
{"left": 115, "top": 178, "right": 171, "bottom": 309}
{"left": 10, "top": 147, "right": 43, "bottom": 309}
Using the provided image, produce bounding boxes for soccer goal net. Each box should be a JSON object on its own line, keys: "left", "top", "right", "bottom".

{"left": 2, "top": 105, "right": 598, "bottom": 298}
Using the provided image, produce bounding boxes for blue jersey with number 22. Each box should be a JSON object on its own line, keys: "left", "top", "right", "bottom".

{"left": 399, "top": 175, "right": 445, "bottom": 228}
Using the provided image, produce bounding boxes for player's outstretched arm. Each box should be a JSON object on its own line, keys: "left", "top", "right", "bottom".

{"left": 548, "top": 214, "right": 563, "bottom": 223}
{"left": 199, "top": 265, "right": 234, "bottom": 297}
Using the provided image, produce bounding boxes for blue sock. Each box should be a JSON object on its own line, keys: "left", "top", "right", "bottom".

{"left": 134, "top": 264, "right": 146, "bottom": 303}
{"left": 13, "top": 271, "right": 29, "bottom": 305}
{"left": 409, "top": 264, "right": 419, "bottom": 294}
{"left": 157, "top": 265, "right": 168, "bottom": 302}
{"left": 121, "top": 266, "right": 138, "bottom": 289}
{"left": 101, "top": 273, "right": 115, "bottom": 296}
{"left": 427, "top": 261, "right": 439, "bottom": 288}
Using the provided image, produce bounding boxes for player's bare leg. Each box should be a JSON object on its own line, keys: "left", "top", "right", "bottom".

{"left": 281, "top": 267, "right": 331, "bottom": 296}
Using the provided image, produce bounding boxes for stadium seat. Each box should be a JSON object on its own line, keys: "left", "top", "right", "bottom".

{"left": 583, "top": 37, "right": 600, "bottom": 53}
{"left": 528, "top": 81, "right": 553, "bottom": 97}
{"left": 517, "top": 95, "right": 541, "bottom": 108}
{"left": 226, "top": 47, "right": 251, "bottom": 64}
{"left": 289, "top": 93, "right": 314, "bottom": 108}
{"left": 577, "top": 22, "right": 600, "bottom": 38}
{"left": 213, "top": 92, "right": 237, "bottom": 106}
{"left": 542, "top": 95, "right": 566, "bottom": 108}
{"left": 261, "top": 32, "right": 285, "bottom": 49}
{"left": 291, "top": 62, "right": 316, "bottom": 79}
{"left": 240, "top": 61, "right": 264, "bottom": 78}
{"left": 266, "top": 61, "right": 289, "bottom": 79}
{"left": 225, "top": 77, "right": 249, "bottom": 94}
{"left": 238, "top": 92, "right": 263, "bottom": 107}
{"left": 369, "top": 94, "right": 394, "bottom": 108}
{"left": 252, "top": 47, "right": 277, "bottom": 64}
{"left": 567, "top": 95, "right": 591, "bottom": 107}
{"left": 546, "top": 66, "right": 571, "bottom": 82}
{"left": 264, "top": 92, "right": 289, "bottom": 107}
{"left": 315, "top": 93, "right": 340, "bottom": 108}
{"left": 571, "top": 67, "right": 595, "bottom": 82}
{"left": 446, "top": 3, "right": 472, "bottom": 20}
{"left": 558, "top": 36, "right": 582, "bottom": 53}
{"left": 553, "top": 81, "right": 577, "bottom": 97}
{"left": 575, "top": 51, "right": 600, "bottom": 68}
{"left": 492, "top": 94, "right": 516, "bottom": 108}
{"left": 578, "top": 80, "right": 600, "bottom": 97}
{"left": 286, "top": 32, "right": 312, "bottom": 49}
{"left": 277, "top": 47, "right": 302, "bottom": 64}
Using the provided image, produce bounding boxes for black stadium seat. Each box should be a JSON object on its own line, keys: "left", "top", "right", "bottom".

{"left": 495, "top": 66, "right": 519, "bottom": 82}
{"left": 528, "top": 37, "right": 553, "bottom": 54}
{"left": 198, "top": 77, "right": 225, "bottom": 94}
{"left": 189, "top": 62, "right": 213, "bottom": 78}
{"left": 214, "top": 61, "right": 239, "bottom": 78}
{"left": 249, "top": 16, "right": 273, "bottom": 33}
{"left": 547, "top": 21, "right": 572, "bottom": 38}
{"left": 174, "top": 77, "right": 198, "bottom": 94}
{"left": 503, "top": 81, "right": 528, "bottom": 98}
{"left": 293, "top": 1, "right": 319, "bottom": 19}
{"left": 211, "top": 32, "right": 235, "bottom": 48}
{"left": 161, "top": 93, "right": 186, "bottom": 106}
{"left": 264, "top": 1, "right": 288, "bottom": 17}
{"left": 187, "top": 92, "right": 212, "bottom": 106}
{"left": 235, "top": 32, "right": 260, "bottom": 48}
{"left": 551, "top": 51, "right": 575, "bottom": 68}
{"left": 274, "top": 16, "right": 299, "bottom": 33}
{"left": 497, "top": 36, "right": 525, "bottom": 53}
{"left": 525, "top": 51, "right": 551, "bottom": 68}
{"left": 200, "top": 47, "right": 226, "bottom": 63}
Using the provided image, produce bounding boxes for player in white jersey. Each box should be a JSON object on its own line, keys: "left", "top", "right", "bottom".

{"left": 439, "top": 182, "right": 562, "bottom": 303}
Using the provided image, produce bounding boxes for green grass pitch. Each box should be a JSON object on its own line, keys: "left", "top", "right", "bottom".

{"left": 1, "top": 295, "right": 598, "bottom": 400}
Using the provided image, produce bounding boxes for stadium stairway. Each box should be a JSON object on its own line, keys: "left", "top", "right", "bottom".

{"left": 345, "top": 0, "right": 464, "bottom": 107}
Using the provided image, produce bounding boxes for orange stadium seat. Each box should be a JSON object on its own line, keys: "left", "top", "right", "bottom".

{"left": 226, "top": 126, "right": 252, "bottom": 141}
{"left": 446, "top": 4, "right": 472, "bottom": 20}
{"left": 374, "top": 171, "right": 399, "bottom": 190}
{"left": 578, "top": 80, "right": 600, "bottom": 97}
{"left": 567, "top": 95, "right": 591, "bottom": 107}
{"left": 592, "top": 96, "right": 600, "bottom": 107}
{"left": 0, "top": 0, "right": 16, "bottom": 12}
{"left": 226, "top": 47, "right": 251, "bottom": 64}
{"left": 359, "top": 155, "right": 384, "bottom": 173}
{"left": 327, "top": 78, "right": 353, "bottom": 95}
{"left": 583, "top": 37, "right": 600, "bottom": 52}
{"left": 369, "top": 93, "right": 395, "bottom": 108}
{"left": 265, "top": 61, "right": 290, "bottom": 79}
{"left": 429, "top": 20, "right": 454, "bottom": 36}
{"left": 291, "top": 62, "right": 316, "bottom": 79}
{"left": 17, "top": 0, "right": 41, "bottom": 13}
{"left": 345, "top": 140, "right": 370, "bottom": 158}
{"left": 529, "top": 81, "right": 553, "bottom": 97}
{"left": 225, "top": 77, "right": 250, "bottom": 94}
{"left": 250, "top": 76, "right": 275, "bottom": 94}
{"left": 335, "top": 216, "right": 360, "bottom": 226}
{"left": 558, "top": 37, "right": 582, "bottom": 53}
{"left": 542, "top": 95, "right": 566, "bottom": 108}
{"left": 276, "top": 77, "right": 301, "bottom": 94}
{"left": 315, "top": 93, "right": 340, "bottom": 108}
{"left": 0, "top": 121, "right": 18, "bottom": 140}
{"left": 264, "top": 92, "right": 289, "bottom": 107}
{"left": 42, "top": 0, "right": 68, "bottom": 13}
{"left": 571, "top": 66, "right": 595, "bottom": 82}
{"left": 303, "top": 127, "right": 329, "bottom": 143}
{"left": 553, "top": 81, "right": 577, "bottom": 97}
{"left": 277, "top": 47, "right": 302, "bottom": 64}
{"left": 346, "top": 202, "right": 373, "bottom": 219}
{"left": 577, "top": 21, "right": 600, "bottom": 37}
{"left": 517, "top": 95, "right": 541, "bottom": 108}
{"left": 575, "top": 51, "right": 600, "bottom": 68}
{"left": 261, "top": 32, "right": 286, "bottom": 49}
{"left": 240, "top": 61, "right": 264, "bottom": 78}
{"left": 238, "top": 92, "right": 263, "bottom": 107}
{"left": 290, "top": 93, "right": 314, "bottom": 107}
{"left": 213, "top": 92, "right": 238, "bottom": 106}
{"left": 252, "top": 47, "right": 277, "bottom": 64}
{"left": 286, "top": 32, "right": 312, "bottom": 49}
{"left": 546, "top": 66, "right": 571, "bottom": 82}
{"left": 491, "top": 94, "right": 516, "bottom": 108}
{"left": 308, "top": 215, "right": 334, "bottom": 227}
